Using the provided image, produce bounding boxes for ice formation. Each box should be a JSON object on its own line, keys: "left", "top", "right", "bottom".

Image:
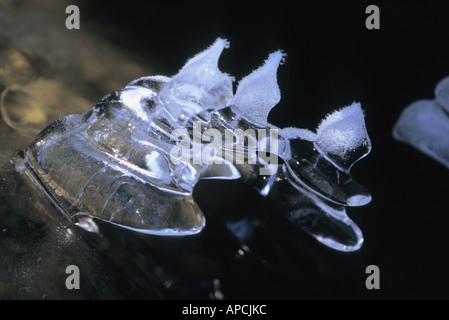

{"left": 15, "top": 38, "right": 372, "bottom": 252}
{"left": 393, "top": 76, "right": 449, "bottom": 169}
{"left": 157, "top": 38, "right": 233, "bottom": 123}
{"left": 233, "top": 51, "right": 284, "bottom": 126}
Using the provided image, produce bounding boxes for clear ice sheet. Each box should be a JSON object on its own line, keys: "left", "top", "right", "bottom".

{"left": 393, "top": 76, "right": 449, "bottom": 169}
{"left": 14, "top": 38, "right": 372, "bottom": 252}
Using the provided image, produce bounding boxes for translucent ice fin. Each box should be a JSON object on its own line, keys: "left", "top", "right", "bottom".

{"left": 315, "top": 102, "right": 371, "bottom": 172}
{"left": 246, "top": 163, "right": 364, "bottom": 252}
{"left": 288, "top": 199, "right": 364, "bottom": 252}
{"left": 277, "top": 103, "right": 372, "bottom": 207}
{"left": 157, "top": 38, "right": 234, "bottom": 124}
{"left": 233, "top": 51, "right": 285, "bottom": 125}
{"left": 282, "top": 138, "right": 372, "bottom": 207}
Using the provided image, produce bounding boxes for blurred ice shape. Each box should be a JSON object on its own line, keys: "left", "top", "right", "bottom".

{"left": 393, "top": 76, "right": 449, "bottom": 169}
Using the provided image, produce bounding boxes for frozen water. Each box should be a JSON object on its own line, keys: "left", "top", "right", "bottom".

{"left": 157, "top": 38, "right": 234, "bottom": 124}
{"left": 316, "top": 103, "right": 367, "bottom": 155}
{"left": 315, "top": 102, "right": 371, "bottom": 172}
{"left": 14, "top": 39, "right": 372, "bottom": 252}
{"left": 278, "top": 127, "right": 316, "bottom": 141}
{"left": 279, "top": 102, "right": 371, "bottom": 173}
{"left": 393, "top": 76, "right": 449, "bottom": 169}
{"left": 233, "top": 51, "right": 285, "bottom": 126}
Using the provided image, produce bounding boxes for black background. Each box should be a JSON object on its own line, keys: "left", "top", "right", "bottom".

{"left": 73, "top": 1, "right": 449, "bottom": 299}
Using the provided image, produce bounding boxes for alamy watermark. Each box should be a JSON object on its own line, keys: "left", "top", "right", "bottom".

{"left": 365, "top": 264, "right": 380, "bottom": 290}
{"left": 169, "top": 121, "right": 279, "bottom": 175}
{"left": 65, "top": 265, "right": 80, "bottom": 290}
{"left": 65, "top": 5, "right": 80, "bottom": 30}
{"left": 365, "top": 5, "right": 380, "bottom": 30}
{"left": 65, "top": 5, "right": 380, "bottom": 31}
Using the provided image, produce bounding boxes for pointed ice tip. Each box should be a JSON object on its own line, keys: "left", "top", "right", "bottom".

{"left": 317, "top": 102, "right": 364, "bottom": 135}
{"left": 180, "top": 38, "right": 229, "bottom": 71}
{"left": 232, "top": 49, "right": 285, "bottom": 125}
{"left": 268, "top": 50, "right": 287, "bottom": 66}
{"left": 315, "top": 102, "right": 370, "bottom": 167}
{"left": 158, "top": 39, "right": 234, "bottom": 122}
